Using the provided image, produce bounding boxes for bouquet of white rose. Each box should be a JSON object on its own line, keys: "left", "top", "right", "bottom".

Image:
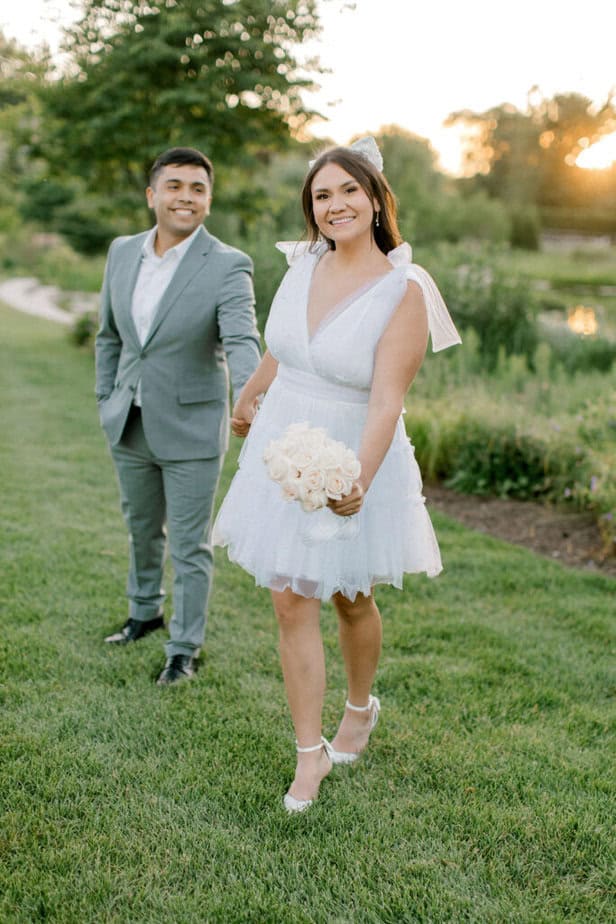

{"left": 263, "top": 422, "right": 361, "bottom": 543}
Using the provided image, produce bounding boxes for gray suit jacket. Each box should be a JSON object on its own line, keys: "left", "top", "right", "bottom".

{"left": 95, "top": 226, "right": 261, "bottom": 460}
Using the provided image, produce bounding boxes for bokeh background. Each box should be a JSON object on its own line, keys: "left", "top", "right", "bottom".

{"left": 1, "top": 0, "right": 615, "bottom": 551}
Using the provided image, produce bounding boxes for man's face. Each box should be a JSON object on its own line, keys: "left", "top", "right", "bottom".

{"left": 146, "top": 163, "right": 211, "bottom": 241}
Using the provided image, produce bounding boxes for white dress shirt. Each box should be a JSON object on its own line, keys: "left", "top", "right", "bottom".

{"left": 131, "top": 224, "right": 201, "bottom": 405}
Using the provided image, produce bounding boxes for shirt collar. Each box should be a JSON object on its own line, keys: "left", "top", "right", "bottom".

{"left": 142, "top": 224, "right": 202, "bottom": 260}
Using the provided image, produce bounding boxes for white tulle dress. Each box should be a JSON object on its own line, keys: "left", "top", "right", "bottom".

{"left": 213, "top": 241, "right": 461, "bottom": 601}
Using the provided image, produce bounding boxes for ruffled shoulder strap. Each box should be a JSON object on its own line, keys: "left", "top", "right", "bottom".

{"left": 387, "top": 243, "right": 462, "bottom": 352}
{"left": 275, "top": 240, "right": 328, "bottom": 267}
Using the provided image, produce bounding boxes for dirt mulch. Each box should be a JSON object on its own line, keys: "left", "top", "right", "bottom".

{"left": 424, "top": 483, "right": 615, "bottom": 579}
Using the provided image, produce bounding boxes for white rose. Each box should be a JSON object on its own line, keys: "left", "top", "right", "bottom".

{"left": 300, "top": 488, "right": 327, "bottom": 512}
{"left": 267, "top": 454, "right": 293, "bottom": 483}
{"left": 325, "top": 468, "right": 348, "bottom": 500}
{"left": 280, "top": 478, "right": 301, "bottom": 501}
{"left": 299, "top": 466, "right": 326, "bottom": 493}
{"left": 291, "top": 446, "right": 319, "bottom": 470}
{"left": 315, "top": 445, "right": 340, "bottom": 470}
{"left": 340, "top": 448, "right": 361, "bottom": 480}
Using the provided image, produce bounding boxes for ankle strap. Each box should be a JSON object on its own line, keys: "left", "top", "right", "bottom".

{"left": 345, "top": 698, "right": 371, "bottom": 712}
{"left": 296, "top": 735, "right": 327, "bottom": 753}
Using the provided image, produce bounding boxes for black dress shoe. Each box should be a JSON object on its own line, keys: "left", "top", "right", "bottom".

{"left": 156, "top": 654, "right": 195, "bottom": 686}
{"left": 104, "top": 613, "right": 165, "bottom": 644}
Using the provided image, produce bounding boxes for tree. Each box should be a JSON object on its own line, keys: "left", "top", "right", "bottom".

{"left": 0, "top": 32, "right": 49, "bottom": 234}
{"left": 371, "top": 126, "right": 510, "bottom": 245}
{"left": 447, "top": 89, "right": 616, "bottom": 233}
{"left": 41, "top": 0, "right": 323, "bottom": 198}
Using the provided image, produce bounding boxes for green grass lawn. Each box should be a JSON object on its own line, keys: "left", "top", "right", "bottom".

{"left": 1, "top": 304, "right": 614, "bottom": 924}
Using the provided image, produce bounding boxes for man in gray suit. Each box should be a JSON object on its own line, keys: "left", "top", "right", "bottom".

{"left": 95, "top": 147, "right": 261, "bottom": 685}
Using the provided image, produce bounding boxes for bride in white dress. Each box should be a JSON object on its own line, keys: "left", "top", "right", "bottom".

{"left": 214, "top": 138, "right": 460, "bottom": 812}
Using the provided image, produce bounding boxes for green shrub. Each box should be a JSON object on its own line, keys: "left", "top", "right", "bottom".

{"left": 55, "top": 200, "right": 117, "bottom": 256}
{"left": 542, "top": 327, "right": 616, "bottom": 373}
{"left": 69, "top": 311, "right": 98, "bottom": 347}
{"left": 19, "top": 177, "right": 75, "bottom": 223}
{"left": 425, "top": 245, "right": 540, "bottom": 371}
{"left": 408, "top": 395, "right": 616, "bottom": 557}
{"left": 510, "top": 205, "right": 540, "bottom": 250}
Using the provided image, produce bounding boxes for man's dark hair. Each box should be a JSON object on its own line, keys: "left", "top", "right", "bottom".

{"left": 149, "top": 147, "right": 214, "bottom": 189}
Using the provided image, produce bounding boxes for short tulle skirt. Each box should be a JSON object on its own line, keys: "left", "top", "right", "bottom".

{"left": 213, "top": 368, "right": 442, "bottom": 600}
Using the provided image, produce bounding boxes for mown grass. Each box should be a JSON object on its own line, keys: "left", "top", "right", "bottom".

{"left": 1, "top": 304, "right": 614, "bottom": 923}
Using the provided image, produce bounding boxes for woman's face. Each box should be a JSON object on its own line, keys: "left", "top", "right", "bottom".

{"left": 311, "top": 162, "right": 379, "bottom": 244}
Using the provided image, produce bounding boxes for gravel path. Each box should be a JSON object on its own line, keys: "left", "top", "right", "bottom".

{"left": 0, "top": 277, "right": 98, "bottom": 325}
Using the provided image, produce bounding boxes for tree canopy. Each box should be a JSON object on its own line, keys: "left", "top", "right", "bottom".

{"left": 42, "top": 0, "right": 322, "bottom": 193}
{"left": 447, "top": 89, "right": 616, "bottom": 229}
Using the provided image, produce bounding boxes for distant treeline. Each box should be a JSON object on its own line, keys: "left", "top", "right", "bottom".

{"left": 1, "top": 2, "right": 615, "bottom": 260}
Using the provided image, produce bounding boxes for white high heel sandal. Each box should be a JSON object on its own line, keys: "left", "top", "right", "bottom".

{"left": 283, "top": 736, "right": 333, "bottom": 814}
{"left": 329, "top": 695, "right": 381, "bottom": 765}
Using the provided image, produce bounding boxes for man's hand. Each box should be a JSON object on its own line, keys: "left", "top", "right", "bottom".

{"left": 230, "top": 396, "right": 259, "bottom": 437}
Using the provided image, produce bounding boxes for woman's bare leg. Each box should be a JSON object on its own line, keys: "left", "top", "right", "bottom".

{"left": 331, "top": 590, "right": 382, "bottom": 755}
{"left": 271, "top": 587, "right": 331, "bottom": 801}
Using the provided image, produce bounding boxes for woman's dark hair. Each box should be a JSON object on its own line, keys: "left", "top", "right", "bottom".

{"left": 301, "top": 146, "right": 402, "bottom": 254}
{"left": 149, "top": 147, "right": 214, "bottom": 189}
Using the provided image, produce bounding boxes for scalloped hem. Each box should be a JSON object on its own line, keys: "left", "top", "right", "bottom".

{"left": 218, "top": 539, "right": 442, "bottom": 602}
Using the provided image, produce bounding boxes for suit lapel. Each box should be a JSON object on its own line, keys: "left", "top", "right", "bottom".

{"left": 143, "top": 226, "right": 213, "bottom": 348}
{"left": 118, "top": 233, "right": 148, "bottom": 348}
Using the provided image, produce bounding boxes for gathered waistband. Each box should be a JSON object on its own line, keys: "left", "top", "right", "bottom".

{"left": 275, "top": 365, "right": 370, "bottom": 405}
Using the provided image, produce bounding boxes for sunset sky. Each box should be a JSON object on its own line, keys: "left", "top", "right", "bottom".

{"left": 3, "top": 0, "right": 615, "bottom": 172}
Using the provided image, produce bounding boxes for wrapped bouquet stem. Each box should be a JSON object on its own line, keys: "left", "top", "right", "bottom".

{"left": 263, "top": 422, "right": 361, "bottom": 544}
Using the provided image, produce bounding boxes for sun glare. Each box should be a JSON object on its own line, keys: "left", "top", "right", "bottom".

{"left": 576, "top": 132, "right": 616, "bottom": 169}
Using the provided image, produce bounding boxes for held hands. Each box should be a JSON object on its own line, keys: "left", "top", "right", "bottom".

{"left": 328, "top": 481, "right": 364, "bottom": 517}
{"left": 231, "top": 396, "right": 259, "bottom": 438}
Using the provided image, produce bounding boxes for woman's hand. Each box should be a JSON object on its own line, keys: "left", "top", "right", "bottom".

{"left": 328, "top": 482, "right": 364, "bottom": 517}
{"left": 231, "top": 396, "right": 259, "bottom": 437}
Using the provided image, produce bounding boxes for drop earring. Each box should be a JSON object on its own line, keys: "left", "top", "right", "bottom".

{"left": 375, "top": 211, "right": 380, "bottom": 227}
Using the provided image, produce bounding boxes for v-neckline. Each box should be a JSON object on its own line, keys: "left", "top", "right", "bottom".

{"left": 305, "top": 254, "right": 396, "bottom": 343}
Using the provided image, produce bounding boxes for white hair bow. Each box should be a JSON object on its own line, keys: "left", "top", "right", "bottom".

{"left": 309, "top": 136, "right": 384, "bottom": 172}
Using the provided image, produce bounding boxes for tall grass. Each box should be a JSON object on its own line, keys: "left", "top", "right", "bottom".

{"left": 411, "top": 332, "right": 616, "bottom": 553}
{"left": 1, "top": 303, "right": 615, "bottom": 923}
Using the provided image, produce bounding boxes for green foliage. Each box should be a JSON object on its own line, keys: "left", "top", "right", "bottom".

{"left": 411, "top": 331, "right": 616, "bottom": 554}
{"left": 374, "top": 127, "right": 510, "bottom": 245}
{"left": 1, "top": 304, "right": 615, "bottom": 923}
{"left": 540, "top": 204, "right": 616, "bottom": 234}
{"left": 509, "top": 205, "right": 540, "bottom": 250}
{"left": 41, "top": 0, "right": 322, "bottom": 196}
{"left": 19, "top": 176, "right": 75, "bottom": 223}
{"left": 0, "top": 226, "right": 106, "bottom": 291}
{"left": 448, "top": 90, "right": 616, "bottom": 232}
{"left": 69, "top": 311, "right": 98, "bottom": 347}
{"left": 542, "top": 326, "right": 616, "bottom": 374}
{"left": 422, "top": 244, "right": 540, "bottom": 370}
{"left": 0, "top": 34, "right": 49, "bottom": 234}
{"left": 53, "top": 198, "right": 119, "bottom": 256}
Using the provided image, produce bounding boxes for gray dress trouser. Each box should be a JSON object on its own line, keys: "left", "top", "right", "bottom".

{"left": 111, "top": 406, "right": 221, "bottom": 657}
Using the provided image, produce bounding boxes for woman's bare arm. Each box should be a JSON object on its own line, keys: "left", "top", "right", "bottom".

{"left": 231, "top": 349, "right": 279, "bottom": 437}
